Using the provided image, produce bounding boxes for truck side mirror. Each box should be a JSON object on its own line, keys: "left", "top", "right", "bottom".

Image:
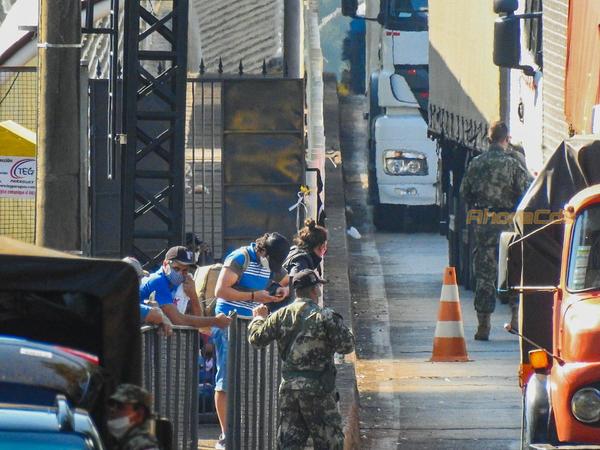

{"left": 493, "top": 15, "right": 521, "bottom": 69}
{"left": 498, "top": 231, "right": 521, "bottom": 293}
{"left": 494, "top": 0, "right": 518, "bottom": 14}
{"left": 341, "top": 0, "right": 358, "bottom": 17}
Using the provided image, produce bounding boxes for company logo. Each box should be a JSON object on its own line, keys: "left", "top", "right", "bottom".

{"left": 9, "top": 159, "right": 35, "bottom": 179}
{"left": 466, "top": 208, "right": 562, "bottom": 225}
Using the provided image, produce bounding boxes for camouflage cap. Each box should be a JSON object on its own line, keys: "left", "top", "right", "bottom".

{"left": 109, "top": 384, "right": 152, "bottom": 410}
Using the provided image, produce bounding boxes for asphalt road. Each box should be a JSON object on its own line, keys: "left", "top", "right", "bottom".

{"left": 340, "top": 95, "right": 522, "bottom": 450}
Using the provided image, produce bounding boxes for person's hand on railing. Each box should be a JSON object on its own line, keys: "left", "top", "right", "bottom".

{"left": 157, "top": 310, "right": 173, "bottom": 336}
{"left": 252, "top": 304, "right": 269, "bottom": 319}
{"left": 214, "top": 312, "right": 233, "bottom": 329}
{"left": 254, "top": 290, "right": 281, "bottom": 304}
{"left": 145, "top": 307, "right": 174, "bottom": 336}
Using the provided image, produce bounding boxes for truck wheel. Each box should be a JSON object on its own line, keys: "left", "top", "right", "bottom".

{"left": 521, "top": 396, "right": 532, "bottom": 450}
{"left": 521, "top": 374, "right": 551, "bottom": 450}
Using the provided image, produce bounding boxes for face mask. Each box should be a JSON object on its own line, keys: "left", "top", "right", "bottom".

{"left": 107, "top": 415, "right": 132, "bottom": 439}
{"left": 165, "top": 265, "right": 185, "bottom": 286}
{"left": 260, "top": 256, "right": 270, "bottom": 271}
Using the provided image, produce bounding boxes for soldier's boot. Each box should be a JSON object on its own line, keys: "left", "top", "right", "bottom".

{"left": 474, "top": 313, "right": 491, "bottom": 341}
{"left": 510, "top": 305, "right": 519, "bottom": 333}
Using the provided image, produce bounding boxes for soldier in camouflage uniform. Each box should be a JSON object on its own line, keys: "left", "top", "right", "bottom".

{"left": 460, "top": 121, "right": 532, "bottom": 340}
{"left": 108, "top": 384, "right": 160, "bottom": 450}
{"left": 248, "top": 269, "right": 355, "bottom": 450}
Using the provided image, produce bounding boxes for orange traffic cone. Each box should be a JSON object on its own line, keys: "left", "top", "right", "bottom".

{"left": 430, "top": 267, "right": 469, "bottom": 362}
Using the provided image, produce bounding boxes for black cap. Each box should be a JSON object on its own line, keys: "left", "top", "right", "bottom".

{"left": 292, "top": 269, "right": 328, "bottom": 290}
{"left": 165, "top": 246, "right": 196, "bottom": 265}
{"left": 264, "top": 232, "right": 290, "bottom": 272}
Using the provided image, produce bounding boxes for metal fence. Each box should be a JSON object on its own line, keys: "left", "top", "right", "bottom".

{"left": 227, "top": 316, "right": 282, "bottom": 450}
{"left": 185, "top": 78, "right": 224, "bottom": 261}
{"left": 141, "top": 325, "right": 200, "bottom": 450}
{"left": 0, "top": 67, "right": 37, "bottom": 243}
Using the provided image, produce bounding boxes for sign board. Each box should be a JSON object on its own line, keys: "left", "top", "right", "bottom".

{"left": 0, "top": 156, "right": 36, "bottom": 199}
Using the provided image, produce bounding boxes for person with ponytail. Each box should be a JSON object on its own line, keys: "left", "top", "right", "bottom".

{"left": 266, "top": 219, "right": 328, "bottom": 313}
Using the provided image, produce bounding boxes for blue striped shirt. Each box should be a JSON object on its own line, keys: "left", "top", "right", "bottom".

{"left": 215, "top": 244, "right": 285, "bottom": 318}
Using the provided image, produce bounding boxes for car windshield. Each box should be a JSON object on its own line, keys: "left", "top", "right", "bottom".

{"left": 0, "top": 431, "right": 92, "bottom": 449}
{"left": 389, "top": 0, "right": 428, "bottom": 16}
{"left": 567, "top": 204, "right": 600, "bottom": 291}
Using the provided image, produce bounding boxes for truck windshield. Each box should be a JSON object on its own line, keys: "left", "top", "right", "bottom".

{"left": 389, "top": 0, "right": 428, "bottom": 16}
{"left": 384, "top": 0, "right": 428, "bottom": 31}
{"left": 567, "top": 204, "right": 600, "bottom": 291}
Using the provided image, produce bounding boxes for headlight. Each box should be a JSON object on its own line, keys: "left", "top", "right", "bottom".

{"left": 383, "top": 150, "right": 428, "bottom": 176}
{"left": 572, "top": 388, "right": 600, "bottom": 423}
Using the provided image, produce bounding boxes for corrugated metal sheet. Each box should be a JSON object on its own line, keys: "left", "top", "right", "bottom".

{"left": 542, "top": 0, "right": 570, "bottom": 157}
{"left": 81, "top": 0, "right": 284, "bottom": 78}
{"left": 190, "top": 0, "right": 283, "bottom": 74}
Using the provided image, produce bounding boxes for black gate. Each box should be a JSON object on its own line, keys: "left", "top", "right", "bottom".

{"left": 92, "top": 74, "right": 305, "bottom": 261}
{"left": 186, "top": 75, "right": 305, "bottom": 260}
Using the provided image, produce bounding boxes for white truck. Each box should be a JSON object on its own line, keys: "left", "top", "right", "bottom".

{"left": 342, "top": 0, "right": 438, "bottom": 231}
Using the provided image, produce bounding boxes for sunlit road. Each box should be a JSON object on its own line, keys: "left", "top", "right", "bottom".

{"left": 341, "top": 95, "right": 521, "bottom": 450}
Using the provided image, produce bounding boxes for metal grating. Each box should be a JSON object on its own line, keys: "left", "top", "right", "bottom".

{"left": 227, "top": 317, "right": 281, "bottom": 450}
{"left": 185, "top": 79, "right": 224, "bottom": 260}
{"left": 141, "top": 326, "right": 199, "bottom": 450}
{"left": 0, "top": 67, "right": 37, "bottom": 244}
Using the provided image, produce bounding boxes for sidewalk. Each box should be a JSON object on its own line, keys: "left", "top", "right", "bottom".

{"left": 322, "top": 72, "right": 360, "bottom": 450}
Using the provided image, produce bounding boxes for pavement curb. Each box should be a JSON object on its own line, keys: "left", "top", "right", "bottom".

{"left": 322, "top": 73, "right": 361, "bottom": 450}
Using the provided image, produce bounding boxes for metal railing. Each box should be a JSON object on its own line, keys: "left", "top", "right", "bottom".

{"left": 226, "top": 316, "right": 282, "bottom": 450}
{"left": 141, "top": 325, "right": 199, "bottom": 450}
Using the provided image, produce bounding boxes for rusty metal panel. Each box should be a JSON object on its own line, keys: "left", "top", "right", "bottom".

{"left": 221, "top": 78, "right": 304, "bottom": 255}
{"left": 223, "top": 79, "right": 304, "bottom": 132}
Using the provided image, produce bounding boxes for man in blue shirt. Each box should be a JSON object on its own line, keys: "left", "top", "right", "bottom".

{"left": 212, "top": 232, "right": 291, "bottom": 449}
{"left": 140, "top": 246, "right": 232, "bottom": 330}
{"left": 123, "top": 256, "right": 173, "bottom": 336}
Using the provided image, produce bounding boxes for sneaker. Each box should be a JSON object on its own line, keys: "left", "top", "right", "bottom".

{"left": 215, "top": 433, "right": 226, "bottom": 450}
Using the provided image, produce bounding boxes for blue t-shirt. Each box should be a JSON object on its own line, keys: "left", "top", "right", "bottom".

{"left": 215, "top": 244, "right": 285, "bottom": 318}
{"left": 139, "top": 267, "right": 177, "bottom": 307}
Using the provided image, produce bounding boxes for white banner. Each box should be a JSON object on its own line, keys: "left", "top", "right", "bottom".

{"left": 0, "top": 156, "right": 36, "bottom": 199}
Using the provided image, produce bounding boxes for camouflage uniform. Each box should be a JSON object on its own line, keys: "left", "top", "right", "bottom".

{"left": 248, "top": 298, "right": 355, "bottom": 450}
{"left": 110, "top": 384, "right": 160, "bottom": 450}
{"left": 117, "top": 422, "right": 160, "bottom": 450}
{"left": 460, "top": 143, "right": 531, "bottom": 314}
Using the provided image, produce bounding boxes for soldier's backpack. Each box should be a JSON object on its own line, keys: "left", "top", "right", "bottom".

{"left": 193, "top": 248, "right": 251, "bottom": 316}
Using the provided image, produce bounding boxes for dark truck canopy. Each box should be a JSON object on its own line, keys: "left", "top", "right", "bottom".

{"left": 0, "top": 236, "right": 142, "bottom": 387}
{"left": 510, "top": 136, "right": 600, "bottom": 363}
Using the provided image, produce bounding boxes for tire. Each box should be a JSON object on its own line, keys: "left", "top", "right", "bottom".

{"left": 521, "top": 374, "right": 552, "bottom": 450}
{"left": 521, "top": 394, "right": 532, "bottom": 450}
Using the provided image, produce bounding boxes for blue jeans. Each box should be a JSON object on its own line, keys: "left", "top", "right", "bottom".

{"left": 212, "top": 326, "right": 228, "bottom": 392}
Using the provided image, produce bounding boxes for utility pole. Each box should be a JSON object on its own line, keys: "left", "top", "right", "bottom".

{"left": 36, "top": 0, "right": 82, "bottom": 250}
{"left": 284, "top": 0, "right": 303, "bottom": 78}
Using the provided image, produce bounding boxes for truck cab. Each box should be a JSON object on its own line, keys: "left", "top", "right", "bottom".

{"left": 546, "top": 187, "right": 600, "bottom": 446}
{"left": 343, "top": 0, "right": 438, "bottom": 230}
{"left": 501, "top": 177, "right": 600, "bottom": 449}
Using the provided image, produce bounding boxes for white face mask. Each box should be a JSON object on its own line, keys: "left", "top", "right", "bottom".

{"left": 260, "top": 256, "right": 270, "bottom": 271}
{"left": 107, "top": 415, "right": 132, "bottom": 439}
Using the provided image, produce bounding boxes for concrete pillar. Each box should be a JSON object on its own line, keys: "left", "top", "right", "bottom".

{"left": 36, "top": 0, "right": 82, "bottom": 250}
